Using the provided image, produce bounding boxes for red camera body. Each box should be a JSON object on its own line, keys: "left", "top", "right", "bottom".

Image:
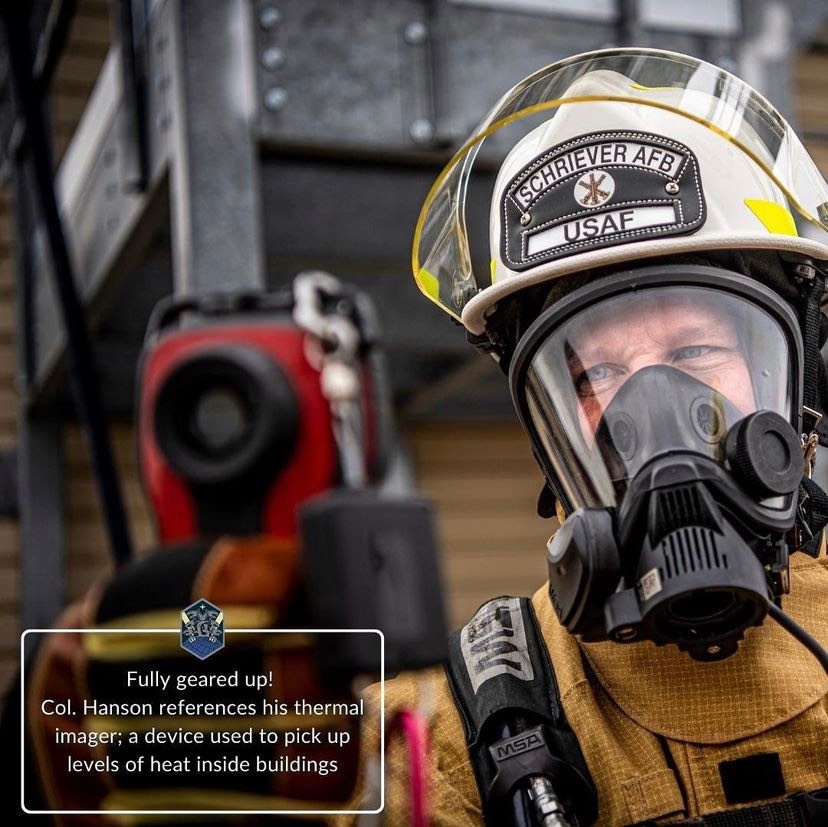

{"left": 138, "top": 321, "right": 338, "bottom": 543}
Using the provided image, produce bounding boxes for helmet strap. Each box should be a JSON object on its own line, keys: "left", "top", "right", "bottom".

{"left": 795, "top": 261, "right": 826, "bottom": 426}
{"left": 790, "top": 260, "right": 828, "bottom": 556}
{"left": 467, "top": 320, "right": 513, "bottom": 373}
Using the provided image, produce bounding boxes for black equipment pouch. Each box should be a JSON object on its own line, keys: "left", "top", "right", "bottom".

{"left": 445, "top": 596, "right": 598, "bottom": 826}
{"left": 300, "top": 490, "right": 449, "bottom": 680}
{"left": 633, "top": 786, "right": 828, "bottom": 826}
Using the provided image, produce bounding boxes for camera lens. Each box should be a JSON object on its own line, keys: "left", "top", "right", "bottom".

{"left": 190, "top": 385, "right": 251, "bottom": 453}
{"left": 155, "top": 345, "right": 299, "bottom": 489}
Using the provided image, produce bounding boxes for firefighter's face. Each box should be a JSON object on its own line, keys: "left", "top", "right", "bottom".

{"left": 565, "top": 294, "right": 756, "bottom": 436}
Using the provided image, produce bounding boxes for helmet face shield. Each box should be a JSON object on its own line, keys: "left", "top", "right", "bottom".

{"left": 412, "top": 48, "right": 828, "bottom": 334}
{"left": 510, "top": 266, "right": 802, "bottom": 510}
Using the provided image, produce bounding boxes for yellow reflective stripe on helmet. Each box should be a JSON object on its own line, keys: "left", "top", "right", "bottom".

{"left": 416, "top": 267, "right": 442, "bottom": 302}
{"left": 744, "top": 199, "right": 798, "bottom": 236}
{"left": 490, "top": 258, "right": 497, "bottom": 282}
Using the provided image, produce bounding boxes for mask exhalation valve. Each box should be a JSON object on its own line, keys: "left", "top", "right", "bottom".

{"left": 724, "top": 410, "right": 803, "bottom": 498}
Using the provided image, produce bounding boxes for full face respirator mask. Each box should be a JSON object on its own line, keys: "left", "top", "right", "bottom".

{"left": 510, "top": 264, "right": 810, "bottom": 661}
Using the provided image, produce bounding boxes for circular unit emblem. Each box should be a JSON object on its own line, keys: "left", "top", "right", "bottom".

{"left": 574, "top": 170, "right": 615, "bottom": 207}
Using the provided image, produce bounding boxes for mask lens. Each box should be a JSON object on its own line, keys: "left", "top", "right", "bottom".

{"left": 517, "top": 276, "right": 795, "bottom": 509}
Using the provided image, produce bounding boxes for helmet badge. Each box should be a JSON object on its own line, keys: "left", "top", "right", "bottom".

{"left": 576, "top": 171, "right": 615, "bottom": 207}
{"left": 501, "top": 131, "right": 706, "bottom": 272}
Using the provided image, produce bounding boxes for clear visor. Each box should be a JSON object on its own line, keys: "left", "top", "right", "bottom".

{"left": 413, "top": 48, "right": 828, "bottom": 321}
{"left": 517, "top": 284, "right": 794, "bottom": 509}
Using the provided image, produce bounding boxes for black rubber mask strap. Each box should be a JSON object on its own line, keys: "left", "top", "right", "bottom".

{"left": 794, "top": 265, "right": 827, "bottom": 556}
{"left": 798, "top": 265, "right": 826, "bottom": 420}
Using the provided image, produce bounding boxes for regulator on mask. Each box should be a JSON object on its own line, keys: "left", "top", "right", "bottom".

{"left": 510, "top": 265, "right": 811, "bottom": 661}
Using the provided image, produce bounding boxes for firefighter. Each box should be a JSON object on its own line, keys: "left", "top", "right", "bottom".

{"left": 355, "top": 47, "right": 828, "bottom": 826}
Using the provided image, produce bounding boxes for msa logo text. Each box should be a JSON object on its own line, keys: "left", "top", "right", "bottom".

{"left": 493, "top": 729, "right": 545, "bottom": 763}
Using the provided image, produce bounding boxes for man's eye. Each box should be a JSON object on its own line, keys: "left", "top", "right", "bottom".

{"left": 673, "top": 345, "right": 712, "bottom": 361}
{"left": 574, "top": 363, "right": 618, "bottom": 396}
{"left": 585, "top": 364, "right": 613, "bottom": 382}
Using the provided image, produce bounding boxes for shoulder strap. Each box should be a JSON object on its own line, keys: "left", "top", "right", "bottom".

{"left": 445, "top": 595, "right": 598, "bottom": 826}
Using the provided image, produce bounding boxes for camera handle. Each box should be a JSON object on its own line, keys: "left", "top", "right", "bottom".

{"left": 294, "top": 270, "right": 367, "bottom": 488}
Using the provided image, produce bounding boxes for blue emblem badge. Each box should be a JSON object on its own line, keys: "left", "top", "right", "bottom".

{"left": 180, "top": 599, "right": 225, "bottom": 659}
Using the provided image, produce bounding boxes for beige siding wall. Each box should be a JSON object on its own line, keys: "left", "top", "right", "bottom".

{"left": 408, "top": 423, "right": 552, "bottom": 628}
{"left": 59, "top": 422, "right": 550, "bottom": 631}
{"left": 53, "top": 1, "right": 112, "bottom": 163}
{"left": 795, "top": 51, "right": 828, "bottom": 173}
{"left": 57, "top": 0, "right": 117, "bottom": 612}
{"left": 64, "top": 425, "right": 156, "bottom": 602}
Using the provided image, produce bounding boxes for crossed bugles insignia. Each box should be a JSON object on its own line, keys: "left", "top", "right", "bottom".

{"left": 579, "top": 172, "right": 611, "bottom": 206}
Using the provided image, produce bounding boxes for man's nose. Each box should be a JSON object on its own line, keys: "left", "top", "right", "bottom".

{"left": 626, "top": 353, "right": 664, "bottom": 376}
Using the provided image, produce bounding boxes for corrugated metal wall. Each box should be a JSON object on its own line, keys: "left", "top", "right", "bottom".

{"left": 2, "top": 9, "right": 828, "bottom": 696}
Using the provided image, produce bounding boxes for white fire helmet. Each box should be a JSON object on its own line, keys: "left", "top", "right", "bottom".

{"left": 412, "top": 48, "right": 828, "bottom": 339}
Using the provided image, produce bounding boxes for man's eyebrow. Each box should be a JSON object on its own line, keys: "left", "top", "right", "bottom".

{"left": 655, "top": 323, "right": 710, "bottom": 338}
{"left": 662, "top": 320, "right": 735, "bottom": 341}
{"left": 565, "top": 339, "right": 614, "bottom": 367}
